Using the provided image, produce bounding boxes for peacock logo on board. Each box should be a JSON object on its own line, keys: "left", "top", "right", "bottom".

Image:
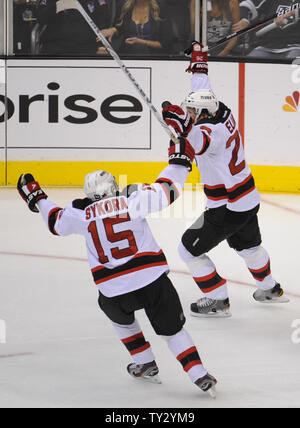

{"left": 282, "top": 91, "right": 299, "bottom": 112}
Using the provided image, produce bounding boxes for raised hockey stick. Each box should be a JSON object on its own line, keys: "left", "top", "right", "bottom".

{"left": 202, "top": 12, "right": 278, "bottom": 53}
{"left": 56, "top": 0, "right": 179, "bottom": 143}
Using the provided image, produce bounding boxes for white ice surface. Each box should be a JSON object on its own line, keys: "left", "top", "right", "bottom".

{"left": 0, "top": 188, "right": 299, "bottom": 408}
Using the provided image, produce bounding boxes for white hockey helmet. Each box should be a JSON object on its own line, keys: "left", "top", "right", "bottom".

{"left": 182, "top": 90, "right": 219, "bottom": 121}
{"left": 84, "top": 170, "right": 118, "bottom": 201}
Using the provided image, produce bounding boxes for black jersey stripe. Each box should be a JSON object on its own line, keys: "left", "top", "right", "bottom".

{"left": 204, "top": 175, "right": 256, "bottom": 202}
{"left": 227, "top": 175, "right": 255, "bottom": 202}
{"left": 204, "top": 185, "right": 228, "bottom": 200}
{"left": 92, "top": 251, "right": 167, "bottom": 284}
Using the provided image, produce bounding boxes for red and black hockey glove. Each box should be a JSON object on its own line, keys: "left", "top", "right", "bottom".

{"left": 17, "top": 173, "right": 48, "bottom": 213}
{"left": 184, "top": 41, "right": 208, "bottom": 74}
{"left": 162, "top": 102, "right": 193, "bottom": 137}
{"left": 168, "top": 137, "right": 195, "bottom": 172}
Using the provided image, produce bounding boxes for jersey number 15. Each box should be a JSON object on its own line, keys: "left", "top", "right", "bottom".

{"left": 88, "top": 214, "right": 138, "bottom": 264}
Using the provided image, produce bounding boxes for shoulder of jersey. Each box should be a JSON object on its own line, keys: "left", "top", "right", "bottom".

{"left": 195, "top": 102, "right": 231, "bottom": 126}
{"left": 72, "top": 198, "right": 94, "bottom": 210}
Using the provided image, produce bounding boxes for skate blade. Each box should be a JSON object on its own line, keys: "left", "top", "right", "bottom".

{"left": 207, "top": 386, "right": 217, "bottom": 399}
{"left": 190, "top": 309, "right": 232, "bottom": 318}
{"left": 131, "top": 373, "right": 162, "bottom": 384}
{"left": 142, "top": 374, "right": 162, "bottom": 384}
{"left": 257, "top": 295, "right": 289, "bottom": 304}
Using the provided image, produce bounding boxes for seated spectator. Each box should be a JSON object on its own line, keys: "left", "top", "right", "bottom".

{"left": 36, "top": 0, "right": 116, "bottom": 56}
{"left": 190, "top": 0, "right": 240, "bottom": 57}
{"left": 109, "top": 0, "right": 174, "bottom": 55}
{"left": 14, "top": 0, "right": 37, "bottom": 55}
{"left": 233, "top": 0, "right": 300, "bottom": 59}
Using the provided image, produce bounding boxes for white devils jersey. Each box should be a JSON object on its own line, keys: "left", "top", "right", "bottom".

{"left": 189, "top": 74, "right": 261, "bottom": 212}
{"left": 38, "top": 165, "right": 188, "bottom": 297}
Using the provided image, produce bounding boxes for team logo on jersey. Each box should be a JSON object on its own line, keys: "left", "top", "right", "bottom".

{"left": 283, "top": 91, "right": 299, "bottom": 112}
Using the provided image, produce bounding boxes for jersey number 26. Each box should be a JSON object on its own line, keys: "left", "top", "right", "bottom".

{"left": 226, "top": 130, "right": 245, "bottom": 176}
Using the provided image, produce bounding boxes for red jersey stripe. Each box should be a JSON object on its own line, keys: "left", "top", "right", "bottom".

{"left": 94, "top": 261, "right": 168, "bottom": 284}
{"left": 226, "top": 173, "right": 253, "bottom": 192}
{"left": 91, "top": 250, "right": 164, "bottom": 273}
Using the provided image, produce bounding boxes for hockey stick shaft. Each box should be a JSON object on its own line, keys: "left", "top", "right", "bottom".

{"left": 202, "top": 13, "right": 278, "bottom": 52}
{"left": 256, "top": 9, "right": 298, "bottom": 37}
{"left": 56, "top": 0, "right": 178, "bottom": 143}
{"left": 256, "top": 22, "right": 277, "bottom": 38}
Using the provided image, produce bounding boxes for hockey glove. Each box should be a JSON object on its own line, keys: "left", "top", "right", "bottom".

{"left": 17, "top": 173, "right": 48, "bottom": 213}
{"left": 168, "top": 137, "right": 195, "bottom": 172}
{"left": 162, "top": 102, "right": 193, "bottom": 137}
{"left": 185, "top": 41, "right": 208, "bottom": 74}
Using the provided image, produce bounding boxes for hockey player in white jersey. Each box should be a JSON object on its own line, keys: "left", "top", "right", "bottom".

{"left": 162, "top": 41, "right": 289, "bottom": 318}
{"left": 17, "top": 141, "right": 217, "bottom": 397}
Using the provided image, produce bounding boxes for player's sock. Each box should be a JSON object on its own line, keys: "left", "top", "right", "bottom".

{"left": 236, "top": 245, "right": 276, "bottom": 290}
{"left": 164, "top": 329, "right": 207, "bottom": 383}
{"left": 113, "top": 320, "right": 155, "bottom": 365}
{"left": 179, "top": 243, "right": 228, "bottom": 300}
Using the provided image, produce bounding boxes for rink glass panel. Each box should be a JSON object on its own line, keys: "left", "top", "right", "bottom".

{"left": 6, "top": 1, "right": 299, "bottom": 62}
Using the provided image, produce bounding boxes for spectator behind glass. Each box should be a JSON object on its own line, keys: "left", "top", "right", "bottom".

{"left": 14, "top": 0, "right": 37, "bottom": 55}
{"left": 157, "top": 0, "right": 191, "bottom": 55}
{"left": 36, "top": 0, "right": 115, "bottom": 56}
{"left": 233, "top": 0, "right": 300, "bottom": 59}
{"left": 108, "top": 0, "right": 174, "bottom": 55}
{"left": 190, "top": 0, "right": 240, "bottom": 56}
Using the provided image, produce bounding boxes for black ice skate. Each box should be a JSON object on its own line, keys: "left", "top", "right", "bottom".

{"left": 190, "top": 297, "right": 231, "bottom": 318}
{"left": 195, "top": 373, "right": 217, "bottom": 398}
{"left": 127, "top": 361, "right": 161, "bottom": 384}
{"left": 253, "top": 283, "right": 289, "bottom": 303}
